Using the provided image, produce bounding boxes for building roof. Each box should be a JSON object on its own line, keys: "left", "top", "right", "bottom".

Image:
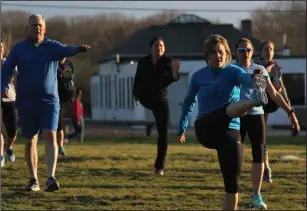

{"left": 168, "top": 14, "right": 211, "bottom": 24}
{"left": 100, "top": 14, "right": 263, "bottom": 63}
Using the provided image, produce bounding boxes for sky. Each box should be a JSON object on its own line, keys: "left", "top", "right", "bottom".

{"left": 2, "top": 1, "right": 276, "bottom": 28}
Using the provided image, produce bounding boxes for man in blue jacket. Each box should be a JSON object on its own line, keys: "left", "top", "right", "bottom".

{"left": 1, "top": 14, "right": 91, "bottom": 192}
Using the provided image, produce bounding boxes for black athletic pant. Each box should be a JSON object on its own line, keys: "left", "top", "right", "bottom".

{"left": 194, "top": 105, "right": 241, "bottom": 193}
{"left": 240, "top": 114, "right": 266, "bottom": 163}
{"left": 2, "top": 101, "right": 18, "bottom": 138}
{"left": 263, "top": 113, "right": 269, "bottom": 156}
{"left": 139, "top": 96, "right": 169, "bottom": 171}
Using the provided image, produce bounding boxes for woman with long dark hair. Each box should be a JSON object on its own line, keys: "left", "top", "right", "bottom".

{"left": 133, "top": 36, "right": 180, "bottom": 175}
{"left": 254, "top": 40, "right": 299, "bottom": 183}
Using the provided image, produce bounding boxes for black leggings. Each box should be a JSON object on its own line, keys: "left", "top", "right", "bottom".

{"left": 2, "top": 101, "right": 18, "bottom": 138}
{"left": 240, "top": 114, "right": 266, "bottom": 163}
{"left": 194, "top": 105, "right": 241, "bottom": 194}
{"left": 263, "top": 113, "right": 269, "bottom": 156}
{"left": 139, "top": 96, "right": 169, "bottom": 170}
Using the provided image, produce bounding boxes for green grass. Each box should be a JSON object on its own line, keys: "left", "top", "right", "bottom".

{"left": 1, "top": 134, "right": 306, "bottom": 210}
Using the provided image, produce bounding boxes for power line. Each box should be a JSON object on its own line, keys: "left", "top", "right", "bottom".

{"left": 2, "top": 2, "right": 305, "bottom": 13}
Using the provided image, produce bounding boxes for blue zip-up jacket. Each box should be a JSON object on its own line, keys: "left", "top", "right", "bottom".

{"left": 1, "top": 37, "right": 80, "bottom": 109}
{"left": 178, "top": 64, "right": 254, "bottom": 135}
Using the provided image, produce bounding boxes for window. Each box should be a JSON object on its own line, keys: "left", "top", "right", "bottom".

{"left": 93, "top": 83, "right": 97, "bottom": 108}
{"left": 96, "top": 83, "right": 99, "bottom": 108}
{"left": 115, "top": 75, "right": 118, "bottom": 108}
{"left": 100, "top": 76, "right": 103, "bottom": 108}
{"left": 127, "top": 77, "right": 130, "bottom": 109}
{"left": 119, "top": 78, "right": 122, "bottom": 108}
{"left": 131, "top": 77, "right": 135, "bottom": 109}
{"left": 108, "top": 75, "right": 112, "bottom": 109}
{"left": 282, "top": 73, "right": 305, "bottom": 106}
{"left": 104, "top": 76, "right": 108, "bottom": 108}
{"left": 122, "top": 78, "right": 126, "bottom": 109}
{"left": 91, "top": 84, "right": 95, "bottom": 108}
{"left": 95, "top": 83, "right": 99, "bottom": 108}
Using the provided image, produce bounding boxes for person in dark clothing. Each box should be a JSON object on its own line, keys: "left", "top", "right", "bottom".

{"left": 57, "top": 56, "right": 75, "bottom": 155}
{"left": 235, "top": 38, "right": 299, "bottom": 209}
{"left": 133, "top": 36, "right": 181, "bottom": 175}
{"left": 254, "top": 40, "right": 300, "bottom": 183}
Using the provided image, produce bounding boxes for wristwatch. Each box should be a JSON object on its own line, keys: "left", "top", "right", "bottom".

{"left": 288, "top": 109, "right": 295, "bottom": 117}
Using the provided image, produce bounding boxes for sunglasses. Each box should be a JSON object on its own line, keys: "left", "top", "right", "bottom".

{"left": 237, "top": 48, "right": 253, "bottom": 53}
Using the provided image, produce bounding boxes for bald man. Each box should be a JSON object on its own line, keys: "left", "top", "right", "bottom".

{"left": 1, "top": 14, "right": 91, "bottom": 192}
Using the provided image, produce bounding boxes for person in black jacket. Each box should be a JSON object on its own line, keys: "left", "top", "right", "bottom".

{"left": 133, "top": 36, "right": 180, "bottom": 175}
{"left": 57, "top": 56, "right": 75, "bottom": 156}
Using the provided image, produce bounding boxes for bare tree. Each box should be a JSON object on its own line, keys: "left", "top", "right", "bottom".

{"left": 0, "top": 11, "right": 193, "bottom": 115}
{"left": 250, "top": 1, "right": 306, "bottom": 56}
{"left": 1, "top": 10, "right": 30, "bottom": 49}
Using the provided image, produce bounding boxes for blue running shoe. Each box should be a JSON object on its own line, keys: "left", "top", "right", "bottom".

{"left": 249, "top": 194, "right": 267, "bottom": 210}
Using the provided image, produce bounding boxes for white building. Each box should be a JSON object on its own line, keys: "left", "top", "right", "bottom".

{"left": 91, "top": 14, "right": 306, "bottom": 129}
{"left": 91, "top": 57, "right": 306, "bottom": 128}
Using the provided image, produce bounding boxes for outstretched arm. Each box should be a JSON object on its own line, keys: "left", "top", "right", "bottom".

{"left": 265, "top": 74, "right": 299, "bottom": 131}
{"left": 177, "top": 73, "right": 198, "bottom": 135}
{"left": 52, "top": 41, "right": 91, "bottom": 61}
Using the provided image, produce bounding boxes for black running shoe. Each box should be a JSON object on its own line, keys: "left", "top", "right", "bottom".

{"left": 44, "top": 177, "right": 60, "bottom": 192}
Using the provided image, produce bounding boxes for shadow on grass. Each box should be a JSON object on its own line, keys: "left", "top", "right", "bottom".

{"left": 62, "top": 183, "right": 225, "bottom": 192}
{"left": 58, "top": 195, "right": 112, "bottom": 206}
{"left": 57, "top": 156, "right": 106, "bottom": 163}
{"left": 1, "top": 192, "right": 112, "bottom": 207}
{"left": 57, "top": 167, "right": 154, "bottom": 178}
{"left": 65, "top": 135, "right": 307, "bottom": 146}
{"left": 12, "top": 134, "right": 306, "bottom": 147}
{"left": 56, "top": 165, "right": 305, "bottom": 179}
{"left": 1, "top": 191, "right": 29, "bottom": 198}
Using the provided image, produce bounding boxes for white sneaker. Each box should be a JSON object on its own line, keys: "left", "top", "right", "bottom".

{"left": 26, "top": 178, "right": 40, "bottom": 192}
{"left": 155, "top": 169, "right": 164, "bottom": 176}
{"left": 1, "top": 156, "right": 5, "bottom": 167}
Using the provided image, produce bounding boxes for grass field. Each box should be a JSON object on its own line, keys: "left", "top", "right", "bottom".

{"left": 1, "top": 133, "right": 306, "bottom": 210}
